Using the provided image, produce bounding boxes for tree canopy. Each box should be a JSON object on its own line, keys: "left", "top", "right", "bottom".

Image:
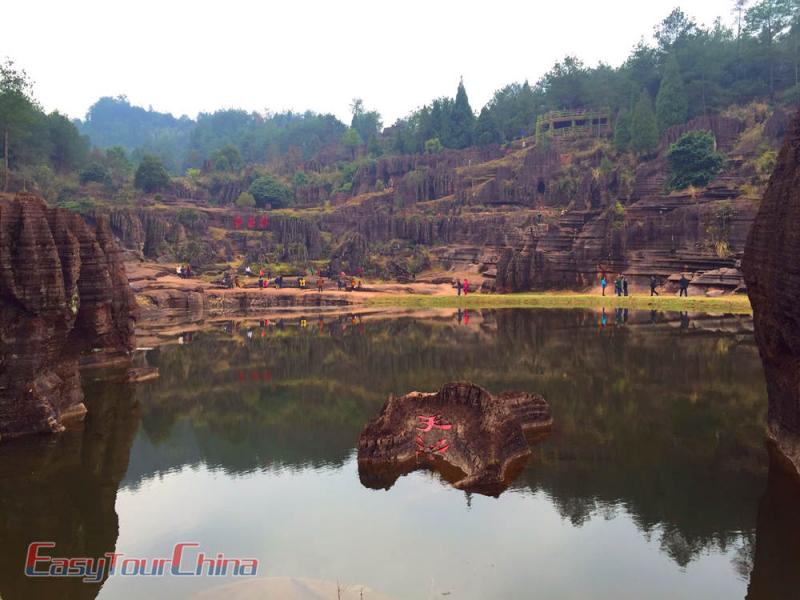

{"left": 666, "top": 130, "right": 725, "bottom": 190}
{"left": 134, "top": 154, "right": 171, "bottom": 192}
{"left": 249, "top": 175, "right": 292, "bottom": 209}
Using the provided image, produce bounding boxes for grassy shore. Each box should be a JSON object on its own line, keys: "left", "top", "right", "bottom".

{"left": 366, "top": 292, "right": 752, "bottom": 314}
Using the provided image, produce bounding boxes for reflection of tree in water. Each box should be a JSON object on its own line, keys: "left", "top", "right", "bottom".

{"left": 0, "top": 380, "right": 140, "bottom": 600}
{"left": 129, "top": 309, "right": 766, "bottom": 568}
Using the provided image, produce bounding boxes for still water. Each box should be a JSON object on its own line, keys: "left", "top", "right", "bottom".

{"left": 2, "top": 308, "right": 798, "bottom": 600}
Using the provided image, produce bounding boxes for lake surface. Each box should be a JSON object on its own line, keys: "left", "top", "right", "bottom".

{"left": 2, "top": 308, "right": 799, "bottom": 600}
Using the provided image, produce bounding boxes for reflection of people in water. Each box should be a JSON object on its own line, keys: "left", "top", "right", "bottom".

{"left": 600, "top": 308, "right": 607, "bottom": 327}
{"left": 456, "top": 309, "right": 463, "bottom": 324}
{"left": 680, "top": 311, "right": 690, "bottom": 330}
{"left": 650, "top": 309, "right": 658, "bottom": 325}
{"left": 464, "top": 309, "right": 470, "bottom": 325}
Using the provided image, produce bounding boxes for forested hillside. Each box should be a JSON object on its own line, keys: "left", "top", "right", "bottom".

{"left": 2, "top": 4, "right": 799, "bottom": 201}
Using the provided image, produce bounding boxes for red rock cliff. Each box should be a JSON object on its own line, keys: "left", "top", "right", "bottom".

{"left": 743, "top": 110, "right": 800, "bottom": 477}
{"left": 0, "top": 193, "right": 136, "bottom": 440}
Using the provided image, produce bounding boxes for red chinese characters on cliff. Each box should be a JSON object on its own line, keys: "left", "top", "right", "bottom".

{"left": 415, "top": 414, "right": 452, "bottom": 455}
{"left": 233, "top": 215, "right": 269, "bottom": 230}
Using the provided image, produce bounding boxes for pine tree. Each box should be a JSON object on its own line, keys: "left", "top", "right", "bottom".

{"left": 655, "top": 54, "right": 688, "bottom": 133}
{"left": 613, "top": 109, "right": 631, "bottom": 152}
{"left": 630, "top": 92, "right": 659, "bottom": 156}
{"left": 474, "top": 107, "right": 502, "bottom": 146}
{"left": 445, "top": 78, "right": 475, "bottom": 149}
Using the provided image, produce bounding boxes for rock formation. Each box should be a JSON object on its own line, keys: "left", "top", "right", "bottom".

{"left": 0, "top": 193, "right": 136, "bottom": 440}
{"left": 743, "top": 109, "right": 800, "bottom": 477}
{"left": 357, "top": 382, "right": 552, "bottom": 496}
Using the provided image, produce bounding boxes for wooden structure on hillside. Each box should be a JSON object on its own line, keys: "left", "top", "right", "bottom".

{"left": 535, "top": 109, "right": 612, "bottom": 142}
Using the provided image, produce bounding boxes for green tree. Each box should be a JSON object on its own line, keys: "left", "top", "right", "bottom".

{"left": 445, "top": 78, "right": 475, "bottom": 149}
{"left": 424, "top": 137, "right": 443, "bottom": 154}
{"left": 235, "top": 191, "right": 256, "bottom": 208}
{"left": 134, "top": 154, "right": 171, "bottom": 192}
{"left": 211, "top": 144, "right": 242, "bottom": 171}
{"left": 80, "top": 162, "right": 112, "bottom": 186}
{"left": 249, "top": 174, "right": 292, "bottom": 208}
{"left": 341, "top": 127, "right": 362, "bottom": 159}
{"left": 614, "top": 109, "right": 632, "bottom": 152}
{"left": 666, "top": 130, "right": 725, "bottom": 190}
{"left": 0, "top": 60, "right": 37, "bottom": 191}
{"left": 630, "top": 92, "right": 659, "bottom": 155}
{"left": 745, "top": 0, "right": 794, "bottom": 97}
{"left": 655, "top": 55, "right": 689, "bottom": 133}
{"left": 47, "top": 111, "right": 89, "bottom": 173}
{"left": 104, "top": 146, "right": 132, "bottom": 184}
{"left": 350, "top": 98, "right": 382, "bottom": 153}
{"left": 474, "top": 107, "right": 502, "bottom": 146}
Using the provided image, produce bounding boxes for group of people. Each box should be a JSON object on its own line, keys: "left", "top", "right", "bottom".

{"left": 600, "top": 274, "right": 630, "bottom": 297}
{"left": 600, "top": 272, "right": 692, "bottom": 297}
{"left": 244, "top": 266, "right": 365, "bottom": 292}
{"left": 176, "top": 264, "right": 193, "bottom": 278}
{"left": 455, "top": 279, "right": 470, "bottom": 296}
{"left": 337, "top": 277, "right": 363, "bottom": 291}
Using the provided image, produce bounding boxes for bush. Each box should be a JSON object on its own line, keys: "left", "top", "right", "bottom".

{"left": 134, "top": 155, "right": 171, "bottom": 192}
{"left": 249, "top": 175, "right": 292, "bottom": 208}
{"left": 424, "top": 138, "right": 443, "bottom": 154}
{"left": 235, "top": 191, "right": 256, "bottom": 208}
{"left": 80, "top": 162, "right": 112, "bottom": 186}
{"left": 666, "top": 131, "right": 724, "bottom": 191}
{"left": 754, "top": 149, "right": 777, "bottom": 180}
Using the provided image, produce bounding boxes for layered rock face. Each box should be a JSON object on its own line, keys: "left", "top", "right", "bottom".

{"left": 743, "top": 110, "right": 800, "bottom": 477}
{"left": 358, "top": 382, "right": 552, "bottom": 496}
{"left": 0, "top": 193, "right": 136, "bottom": 440}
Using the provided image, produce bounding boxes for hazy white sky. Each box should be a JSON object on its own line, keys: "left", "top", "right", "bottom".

{"left": 4, "top": 0, "right": 735, "bottom": 124}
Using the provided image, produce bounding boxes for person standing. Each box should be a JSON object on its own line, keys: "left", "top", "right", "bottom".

{"left": 317, "top": 278, "right": 324, "bottom": 293}
{"left": 463, "top": 279, "right": 469, "bottom": 296}
{"left": 614, "top": 276, "right": 622, "bottom": 297}
{"left": 679, "top": 274, "right": 690, "bottom": 297}
{"left": 622, "top": 276, "right": 629, "bottom": 297}
{"left": 456, "top": 279, "right": 462, "bottom": 296}
{"left": 600, "top": 273, "right": 607, "bottom": 296}
{"left": 650, "top": 275, "right": 659, "bottom": 297}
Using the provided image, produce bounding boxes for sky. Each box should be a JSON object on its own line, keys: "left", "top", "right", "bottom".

{"left": 3, "top": 0, "right": 737, "bottom": 125}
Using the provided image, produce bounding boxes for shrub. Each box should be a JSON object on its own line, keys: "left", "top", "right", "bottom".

{"left": 249, "top": 175, "right": 292, "bottom": 208}
{"left": 666, "top": 131, "right": 724, "bottom": 191}
{"left": 235, "top": 191, "right": 256, "bottom": 208}
{"left": 80, "top": 162, "right": 112, "bottom": 186}
{"left": 134, "top": 155, "right": 171, "bottom": 192}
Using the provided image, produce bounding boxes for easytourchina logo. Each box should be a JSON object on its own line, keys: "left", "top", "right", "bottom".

{"left": 25, "top": 542, "right": 259, "bottom": 583}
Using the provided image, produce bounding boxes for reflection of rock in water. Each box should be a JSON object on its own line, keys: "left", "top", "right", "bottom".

{"left": 746, "top": 447, "right": 800, "bottom": 599}
{"left": 0, "top": 380, "right": 140, "bottom": 600}
{"left": 0, "top": 193, "right": 136, "bottom": 439}
{"left": 357, "top": 382, "right": 552, "bottom": 496}
{"left": 743, "top": 109, "right": 800, "bottom": 476}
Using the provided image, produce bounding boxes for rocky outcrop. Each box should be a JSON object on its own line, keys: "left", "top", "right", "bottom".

{"left": 743, "top": 109, "right": 800, "bottom": 477}
{"left": 0, "top": 193, "right": 136, "bottom": 440}
{"left": 357, "top": 382, "right": 552, "bottom": 496}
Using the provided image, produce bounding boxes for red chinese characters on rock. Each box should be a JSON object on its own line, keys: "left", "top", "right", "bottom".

{"left": 415, "top": 414, "right": 452, "bottom": 455}
{"left": 232, "top": 214, "right": 269, "bottom": 230}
